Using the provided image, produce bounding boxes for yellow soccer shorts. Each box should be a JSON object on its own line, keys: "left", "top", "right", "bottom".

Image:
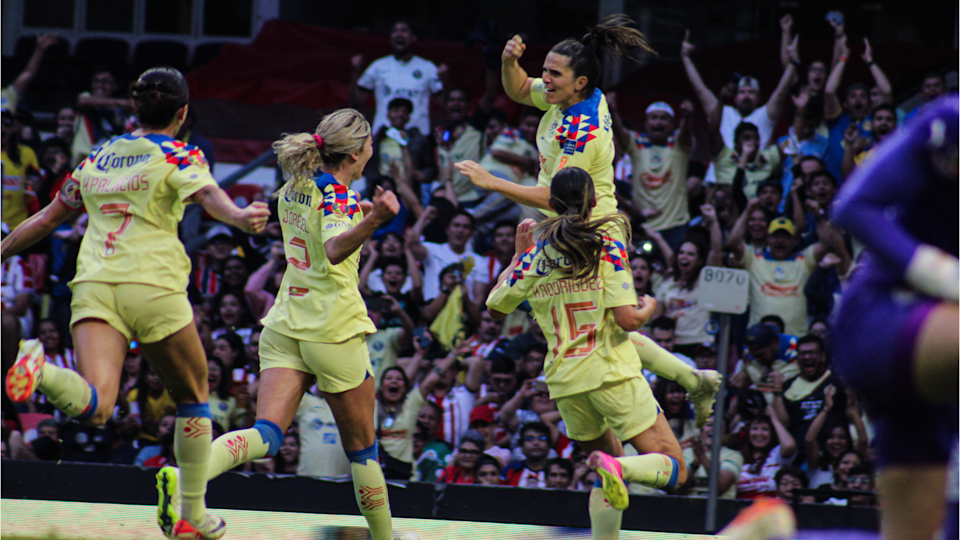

{"left": 259, "top": 327, "right": 373, "bottom": 394}
{"left": 70, "top": 282, "right": 194, "bottom": 344}
{"left": 556, "top": 376, "right": 661, "bottom": 443}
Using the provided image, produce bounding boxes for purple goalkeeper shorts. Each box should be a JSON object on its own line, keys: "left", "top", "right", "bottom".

{"left": 833, "top": 277, "right": 957, "bottom": 468}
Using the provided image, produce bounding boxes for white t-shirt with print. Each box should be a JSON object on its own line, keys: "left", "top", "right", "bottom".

{"left": 358, "top": 55, "right": 443, "bottom": 135}
{"left": 421, "top": 242, "right": 481, "bottom": 301}
{"left": 705, "top": 104, "right": 777, "bottom": 183}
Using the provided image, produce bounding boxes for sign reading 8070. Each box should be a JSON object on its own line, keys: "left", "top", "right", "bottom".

{"left": 699, "top": 266, "right": 749, "bottom": 315}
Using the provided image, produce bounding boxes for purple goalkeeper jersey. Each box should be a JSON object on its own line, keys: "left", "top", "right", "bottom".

{"left": 832, "top": 95, "right": 959, "bottom": 288}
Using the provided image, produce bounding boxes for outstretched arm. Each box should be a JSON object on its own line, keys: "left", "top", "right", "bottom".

{"left": 824, "top": 37, "right": 849, "bottom": 119}
{"left": 765, "top": 35, "right": 799, "bottom": 123}
{"left": 681, "top": 30, "right": 719, "bottom": 116}
{"left": 12, "top": 33, "right": 58, "bottom": 97}
{"left": 456, "top": 160, "right": 551, "bottom": 210}
{"left": 779, "top": 15, "right": 793, "bottom": 69}
{"left": 348, "top": 55, "right": 373, "bottom": 108}
{"left": 862, "top": 39, "right": 892, "bottom": 104}
{"left": 1, "top": 197, "right": 76, "bottom": 262}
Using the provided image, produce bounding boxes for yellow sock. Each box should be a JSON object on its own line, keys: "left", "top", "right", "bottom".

{"left": 175, "top": 405, "right": 213, "bottom": 524}
{"left": 631, "top": 332, "right": 698, "bottom": 390}
{"left": 38, "top": 363, "right": 96, "bottom": 419}
{"left": 618, "top": 453, "right": 680, "bottom": 490}
{"left": 347, "top": 444, "right": 392, "bottom": 540}
{"left": 589, "top": 486, "right": 622, "bottom": 540}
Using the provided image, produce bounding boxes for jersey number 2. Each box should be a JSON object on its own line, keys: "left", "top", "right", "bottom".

{"left": 100, "top": 203, "right": 132, "bottom": 256}
{"left": 550, "top": 301, "right": 598, "bottom": 358}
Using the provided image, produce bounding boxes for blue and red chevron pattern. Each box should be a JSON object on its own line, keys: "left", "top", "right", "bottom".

{"left": 601, "top": 236, "right": 628, "bottom": 272}
{"left": 556, "top": 113, "right": 600, "bottom": 156}
{"left": 507, "top": 245, "right": 539, "bottom": 286}
{"left": 160, "top": 139, "right": 208, "bottom": 170}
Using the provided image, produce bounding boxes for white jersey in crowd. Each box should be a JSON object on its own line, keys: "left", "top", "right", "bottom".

{"left": 358, "top": 55, "right": 443, "bottom": 135}
{"left": 420, "top": 242, "right": 481, "bottom": 301}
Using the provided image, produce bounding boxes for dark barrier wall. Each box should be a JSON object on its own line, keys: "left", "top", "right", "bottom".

{"left": 1, "top": 461, "right": 879, "bottom": 534}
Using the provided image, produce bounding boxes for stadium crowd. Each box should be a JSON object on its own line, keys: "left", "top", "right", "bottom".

{"left": 1, "top": 10, "right": 950, "bottom": 507}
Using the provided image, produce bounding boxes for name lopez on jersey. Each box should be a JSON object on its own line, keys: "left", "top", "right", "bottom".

{"left": 532, "top": 277, "right": 602, "bottom": 299}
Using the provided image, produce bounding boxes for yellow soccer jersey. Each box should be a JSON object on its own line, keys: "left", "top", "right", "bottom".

{"left": 626, "top": 131, "right": 690, "bottom": 232}
{"left": 487, "top": 236, "right": 641, "bottom": 399}
{"left": 2, "top": 144, "right": 41, "bottom": 229}
{"left": 478, "top": 127, "right": 538, "bottom": 185}
{"left": 712, "top": 145, "right": 781, "bottom": 199}
{"left": 530, "top": 81, "right": 616, "bottom": 219}
{"left": 261, "top": 173, "right": 376, "bottom": 343}
{"left": 61, "top": 133, "right": 217, "bottom": 291}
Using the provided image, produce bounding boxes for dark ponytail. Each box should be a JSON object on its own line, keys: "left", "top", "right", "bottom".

{"left": 551, "top": 14, "right": 655, "bottom": 98}
{"left": 536, "top": 167, "right": 630, "bottom": 280}
{"left": 129, "top": 67, "right": 188, "bottom": 129}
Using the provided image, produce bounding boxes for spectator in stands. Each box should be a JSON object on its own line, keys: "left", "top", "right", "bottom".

{"left": 474, "top": 455, "right": 503, "bottom": 486}
{"left": 367, "top": 294, "right": 415, "bottom": 377}
{"left": 37, "top": 137, "right": 72, "bottom": 208}
{"left": 477, "top": 356, "right": 518, "bottom": 408}
{"left": 474, "top": 221, "right": 518, "bottom": 302}
{"left": 244, "top": 241, "right": 284, "bottom": 320}
{"left": 778, "top": 89, "right": 828, "bottom": 197}
{"left": 212, "top": 331, "right": 255, "bottom": 404}
{"left": 378, "top": 352, "right": 461, "bottom": 479}
{"left": 192, "top": 225, "right": 237, "bottom": 298}
{"left": 461, "top": 310, "right": 507, "bottom": 359}
{"left": 368, "top": 97, "right": 436, "bottom": 190}
{"left": 31, "top": 418, "right": 61, "bottom": 461}
{"left": 72, "top": 67, "right": 133, "bottom": 165}
{"left": 691, "top": 345, "right": 717, "bottom": 371}
{"left": 425, "top": 348, "right": 479, "bottom": 447}
{"left": 503, "top": 422, "right": 551, "bottom": 488}
{"left": 736, "top": 412, "right": 796, "bottom": 499}
{"left": 759, "top": 314, "right": 786, "bottom": 334}
{"left": 776, "top": 336, "right": 852, "bottom": 454}
{"left": 678, "top": 416, "right": 742, "bottom": 498}
{"left": 774, "top": 466, "right": 814, "bottom": 503}
{"left": 273, "top": 432, "right": 300, "bottom": 474}
{"left": 501, "top": 315, "right": 547, "bottom": 361}
{"left": 1, "top": 33, "right": 59, "bottom": 118}
{"left": 653, "top": 215, "right": 723, "bottom": 354}
{"left": 545, "top": 458, "right": 574, "bottom": 489}
{"left": 55, "top": 107, "right": 77, "bottom": 142}
{"left": 841, "top": 103, "right": 897, "bottom": 177}
{"left": 434, "top": 88, "right": 484, "bottom": 205}
{"left": 467, "top": 404, "right": 511, "bottom": 467}
{"left": 731, "top": 323, "right": 799, "bottom": 398}
{"left": 708, "top": 119, "right": 782, "bottom": 203}
{"left": 350, "top": 20, "right": 446, "bottom": 135}
{"left": 803, "top": 386, "right": 869, "bottom": 487}
{"left": 655, "top": 378, "right": 697, "bottom": 444}
{"left": 611, "top": 96, "right": 696, "bottom": 251}
{"left": 818, "top": 450, "right": 864, "bottom": 500}
{"left": 903, "top": 72, "right": 946, "bottom": 122}
{"left": 729, "top": 200, "right": 774, "bottom": 258}
{"left": 473, "top": 112, "right": 539, "bottom": 231}
{"left": 130, "top": 364, "right": 176, "bottom": 446}
{"left": 412, "top": 430, "right": 444, "bottom": 482}
{"left": 646, "top": 317, "right": 695, "bottom": 371}
{"left": 415, "top": 400, "right": 452, "bottom": 463}
{"left": 2, "top": 108, "right": 41, "bottom": 230}
{"left": 207, "top": 356, "right": 243, "bottom": 432}
{"left": 630, "top": 253, "right": 656, "bottom": 299}
{"left": 846, "top": 465, "right": 877, "bottom": 507}
{"left": 120, "top": 343, "right": 143, "bottom": 398}
{"left": 210, "top": 291, "right": 256, "bottom": 343}
{"left": 754, "top": 179, "right": 784, "bottom": 217}
{"left": 823, "top": 37, "right": 892, "bottom": 179}
{"left": 360, "top": 232, "right": 422, "bottom": 309}
{"left": 295, "top": 386, "right": 351, "bottom": 478}
{"left": 1, "top": 230, "right": 35, "bottom": 370}
{"left": 730, "top": 214, "right": 845, "bottom": 336}
{"left": 409, "top": 207, "right": 482, "bottom": 304}
{"left": 437, "top": 429, "right": 486, "bottom": 484}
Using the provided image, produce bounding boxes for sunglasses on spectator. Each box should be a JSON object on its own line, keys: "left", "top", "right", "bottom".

{"left": 523, "top": 435, "right": 549, "bottom": 443}
{"left": 458, "top": 448, "right": 482, "bottom": 455}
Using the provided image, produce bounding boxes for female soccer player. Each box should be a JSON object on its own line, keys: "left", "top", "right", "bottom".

{"left": 157, "top": 109, "right": 411, "bottom": 540}
{"left": 457, "top": 15, "right": 719, "bottom": 427}
{"left": 2, "top": 67, "right": 269, "bottom": 539}
{"left": 486, "top": 167, "right": 687, "bottom": 539}
{"left": 831, "top": 95, "right": 958, "bottom": 540}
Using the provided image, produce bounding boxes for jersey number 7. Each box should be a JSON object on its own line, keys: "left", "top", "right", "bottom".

{"left": 550, "top": 301, "right": 598, "bottom": 358}
{"left": 100, "top": 203, "right": 133, "bottom": 257}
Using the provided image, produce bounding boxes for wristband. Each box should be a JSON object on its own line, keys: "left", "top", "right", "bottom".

{"left": 839, "top": 56, "right": 848, "bottom": 63}
{"left": 790, "top": 60, "right": 801, "bottom": 67}
{"left": 866, "top": 61, "right": 875, "bottom": 67}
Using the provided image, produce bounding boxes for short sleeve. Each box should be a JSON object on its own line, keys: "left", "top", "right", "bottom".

{"left": 721, "top": 450, "right": 744, "bottom": 477}
{"left": 601, "top": 238, "right": 638, "bottom": 309}
{"left": 486, "top": 248, "right": 536, "bottom": 314}
{"left": 762, "top": 146, "right": 782, "bottom": 169}
{"left": 529, "top": 79, "right": 551, "bottom": 112}
{"left": 319, "top": 183, "right": 360, "bottom": 243}
{"left": 56, "top": 176, "right": 84, "bottom": 211}
{"left": 164, "top": 143, "right": 218, "bottom": 201}
{"left": 801, "top": 244, "right": 819, "bottom": 273}
{"left": 490, "top": 130, "right": 519, "bottom": 154}
{"left": 709, "top": 146, "right": 736, "bottom": 185}
{"left": 357, "top": 62, "right": 377, "bottom": 91}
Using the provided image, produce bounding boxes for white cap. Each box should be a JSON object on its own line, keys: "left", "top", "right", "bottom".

{"left": 204, "top": 225, "right": 234, "bottom": 243}
{"left": 645, "top": 102, "right": 675, "bottom": 116}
